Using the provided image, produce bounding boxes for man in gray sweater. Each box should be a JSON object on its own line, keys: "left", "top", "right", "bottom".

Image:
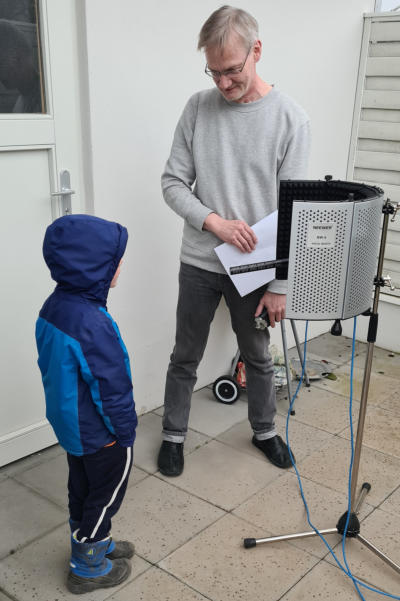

{"left": 158, "top": 5, "right": 310, "bottom": 476}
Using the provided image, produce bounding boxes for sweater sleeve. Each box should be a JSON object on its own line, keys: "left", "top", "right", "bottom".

{"left": 268, "top": 120, "right": 311, "bottom": 295}
{"left": 79, "top": 314, "right": 137, "bottom": 447}
{"left": 161, "top": 95, "right": 213, "bottom": 231}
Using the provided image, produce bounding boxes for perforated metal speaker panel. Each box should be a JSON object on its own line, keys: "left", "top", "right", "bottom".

{"left": 343, "top": 197, "right": 383, "bottom": 319}
{"left": 286, "top": 202, "right": 354, "bottom": 320}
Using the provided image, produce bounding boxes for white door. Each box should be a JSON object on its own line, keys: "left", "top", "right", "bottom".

{"left": 0, "top": 0, "right": 88, "bottom": 466}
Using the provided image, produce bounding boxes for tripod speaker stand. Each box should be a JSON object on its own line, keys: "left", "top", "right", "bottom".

{"left": 231, "top": 179, "right": 400, "bottom": 590}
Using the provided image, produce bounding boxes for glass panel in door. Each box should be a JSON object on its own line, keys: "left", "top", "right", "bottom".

{"left": 0, "top": 0, "right": 46, "bottom": 113}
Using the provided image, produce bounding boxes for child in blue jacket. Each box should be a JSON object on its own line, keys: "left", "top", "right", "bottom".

{"left": 36, "top": 214, "right": 137, "bottom": 595}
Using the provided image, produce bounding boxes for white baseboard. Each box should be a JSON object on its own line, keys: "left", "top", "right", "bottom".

{"left": 0, "top": 420, "right": 57, "bottom": 467}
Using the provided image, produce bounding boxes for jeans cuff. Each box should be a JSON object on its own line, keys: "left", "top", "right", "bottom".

{"left": 254, "top": 429, "right": 277, "bottom": 441}
{"left": 162, "top": 433, "right": 185, "bottom": 443}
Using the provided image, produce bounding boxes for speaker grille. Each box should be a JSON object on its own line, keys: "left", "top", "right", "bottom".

{"left": 344, "top": 198, "right": 382, "bottom": 318}
{"left": 287, "top": 203, "right": 353, "bottom": 319}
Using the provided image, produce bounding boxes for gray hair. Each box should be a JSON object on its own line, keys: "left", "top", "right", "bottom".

{"left": 198, "top": 5, "right": 259, "bottom": 51}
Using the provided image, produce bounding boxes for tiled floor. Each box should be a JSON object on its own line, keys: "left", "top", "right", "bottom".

{"left": 1, "top": 333, "right": 400, "bottom": 600}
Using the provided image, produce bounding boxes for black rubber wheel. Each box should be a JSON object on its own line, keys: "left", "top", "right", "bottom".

{"left": 212, "top": 375, "right": 240, "bottom": 404}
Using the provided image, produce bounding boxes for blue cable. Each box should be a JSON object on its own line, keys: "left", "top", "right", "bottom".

{"left": 285, "top": 319, "right": 400, "bottom": 600}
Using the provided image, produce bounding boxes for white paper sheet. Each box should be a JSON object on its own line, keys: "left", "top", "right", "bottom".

{"left": 214, "top": 210, "right": 278, "bottom": 297}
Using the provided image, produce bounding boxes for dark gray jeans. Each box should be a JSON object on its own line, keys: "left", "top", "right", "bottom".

{"left": 162, "top": 262, "right": 277, "bottom": 443}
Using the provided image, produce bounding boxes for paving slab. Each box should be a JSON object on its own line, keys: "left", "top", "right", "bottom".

{"left": 278, "top": 384, "right": 361, "bottom": 435}
{"left": 160, "top": 513, "right": 319, "bottom": 601}
{"left": 293, "top": 332, "right": 366, "bottom": 366}
{"left": 0, "top": 443, "right": 63, "bottom": 478}
{"left": 340, "top": 405, "right": 400, "bottom": 459}
{"left": 154, "top": 387, "right": 249, "bottom": 437}
{"left": 0, "top": 524, "right": 149, "bottom": 601}
{"left": 107, "top": 566, "right": 209, "bottom": 600}
{"left": 158, "top": 439, "right": 281, "bottom": 511}
{"left": 111, "top": 474, "right": 225, "bottom": 563}
{"left": 217, "top": 414, "right": 332, "bottom": 464}
{"left": 297, "top": 436, "right": 400, "bottom": 507}
{"left": 379, "top": 486, "right": 400, "bottom": 517}
{"left": 280, "top": 558, "right": 382, "bottom": 600}
{"left": 352, "top": 346, "right": 400, "bottom": 380}
{"left": 134, "top": 412, "right": 209, "bottom": 473}
{"left": 0, "top": 478, "right": 66, "bottom": 560}
{"left": 380, "top": 389, "right": 400, "bottom": 417}
{"left": 14, "top": 451, "right": 69, "bottom": 508}
{"left": 234, "top": 471, "right": 373, "bottom": 559}
{"left": 312, "top": 365, "right": 399, "bottom": 407}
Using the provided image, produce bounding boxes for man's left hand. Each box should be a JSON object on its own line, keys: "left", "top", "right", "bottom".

{"left": 255, "top": 291, "right": 286, "bottom": 328}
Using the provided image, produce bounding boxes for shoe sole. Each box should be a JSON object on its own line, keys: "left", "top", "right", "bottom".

{"left": 158, "top": 466, "right": 183, "bottom": 477}
{"left": 66, "top": 561, "right": 131, "bottom": 594}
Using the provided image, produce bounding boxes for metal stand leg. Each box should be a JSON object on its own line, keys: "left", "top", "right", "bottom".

{"left": 243, "top": 200, "right": 400, "bottom": 592}
{"left": 290, "top": 320, "right": 310, "bottom": 387}
{"left": 281, "top": 319, "right": 310, "bottom": 415}
{"left": 280, "top": 320, "right": 294, "bottom": 414}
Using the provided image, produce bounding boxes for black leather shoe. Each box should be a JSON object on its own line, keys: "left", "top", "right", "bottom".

{"left": 157, "top": 441, "right": 184, "bottom": 476}
{"left": 252, "top": 435, "right": 294, "bottom": 469}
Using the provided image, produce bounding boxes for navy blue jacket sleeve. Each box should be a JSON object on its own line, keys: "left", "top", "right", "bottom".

{"left": 78, "top": 312, "right": 137, "bottom": 447}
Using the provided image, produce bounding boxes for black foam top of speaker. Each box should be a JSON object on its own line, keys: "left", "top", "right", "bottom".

{"left": 276, "top": 179, "right": 384, "bottom": 280}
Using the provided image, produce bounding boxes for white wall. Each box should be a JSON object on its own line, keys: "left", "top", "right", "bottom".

{"left": 83, "top": 0, "right": 375, "bottom": 415}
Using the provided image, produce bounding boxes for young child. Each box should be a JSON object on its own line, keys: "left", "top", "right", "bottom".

{"left": 35, "top": 214, "right": 137, "bottom": 595}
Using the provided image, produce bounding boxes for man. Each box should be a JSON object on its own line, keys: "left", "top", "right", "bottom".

{"left": 158, "top": 6, "right": 310, "bottom": 476}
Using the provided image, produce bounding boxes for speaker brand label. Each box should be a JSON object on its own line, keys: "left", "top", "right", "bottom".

{"left": 307, "top": 222, "right": 336, "bottom": 248}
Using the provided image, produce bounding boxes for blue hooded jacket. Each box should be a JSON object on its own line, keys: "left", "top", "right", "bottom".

{"left": 35, "top": 214, "right": 137, "bottom": 456}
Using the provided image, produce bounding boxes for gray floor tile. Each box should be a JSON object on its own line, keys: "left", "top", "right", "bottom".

{"left": 158, "top": 439, "right": 281, "bottom": 511}
{"left": 340, "top": 405, "right": 400, "bottom": 459}
{"left": 280, "top": 559, "right": 382, "bottom": 600}
{"left": 311, "top": 365, "right": 399, "bottom": 407}
{"left": 0, "top": 479, "right": 66, "bottom": 560}
{"left": 379, "top": 486, "right": 400, "bottom": 517}
{"left": 107, "top": 566, "right": 209, "bottom": 600}
{"left": 160, "top": 513, "right": 319, "bottom": 601}
{"left": 128, "top": 466, "right": 149, "bottom": 487}
{"left": 297, "top": 436, "right": 400, "bottom": 507}
{"left": 217, "top": 414, "right": 332, "bottom": 464}
{"left": 155, "top": 387, "right": 249, "bottom": 437}
{"left": 0, "top": 444, "right": 63, "bottom": 478}
{"left": 233, "top": 471, "right": 373, "bottom": 559}
{"left": 0, "top": 592, "right": 13, "bottom": 601}
{"left": 380, "top": 389, "right": 400, "bottom": 417}
{"left": 352, "top": 346, "right": 400, "bottom": 380}
{"left": 0, "top": 524, "right": 149, "bottom": 601}
{"left": 134, "top": 412, "right": 209, "bottom": 473}
{"left": 111, "top": 474, "right": 225, "bottom": 563}
{"left": 325, "top": 508, "right": 400, "bottom": 597}
{"left": 294, "top": 332, "right": 366, "bottom": 366}
{"left": 14, "top": 452, "right": 69, "bottom": 509}
{"left": 278, "top": 384, "right": 361, "bottom": 435}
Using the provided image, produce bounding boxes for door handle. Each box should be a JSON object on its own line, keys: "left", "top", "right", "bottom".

{"left": 51, "top": 170, "right": 75, "bottom": 214}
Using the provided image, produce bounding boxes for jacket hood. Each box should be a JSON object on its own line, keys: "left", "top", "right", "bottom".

{"left": 43, "top": 214, "right": 128, "bottom": 303}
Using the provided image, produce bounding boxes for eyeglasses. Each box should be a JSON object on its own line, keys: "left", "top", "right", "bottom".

{"left": 204, "top": 47, "right": 251, "bottom": 81}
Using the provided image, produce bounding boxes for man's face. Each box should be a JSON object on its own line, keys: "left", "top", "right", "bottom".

{"left": 205, "top": 34, "right": 261, "bottom": 103}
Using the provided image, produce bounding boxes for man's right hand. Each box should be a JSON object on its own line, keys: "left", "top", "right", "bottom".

{"left": 203, "top": 213, "right": 257, "bottom": 253}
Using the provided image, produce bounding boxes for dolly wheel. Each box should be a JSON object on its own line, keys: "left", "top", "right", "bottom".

{"left": 213, "top": 376, "right": 240, "bottom": 404}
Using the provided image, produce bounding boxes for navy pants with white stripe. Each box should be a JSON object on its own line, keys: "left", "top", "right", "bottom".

{"left": 67, "top": 443, "right": 133, "bottom": 542}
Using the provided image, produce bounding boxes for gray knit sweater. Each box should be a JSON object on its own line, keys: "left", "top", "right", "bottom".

{"left": 161, "top": 87, "right": 310, "bottom": 293}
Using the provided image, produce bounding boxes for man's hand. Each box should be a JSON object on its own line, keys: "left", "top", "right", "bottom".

{"left": 203, "top": 213, "right": 257, "bottom": 252}
{"left": 255, "top": 290, "right": 286, "bottom": 328}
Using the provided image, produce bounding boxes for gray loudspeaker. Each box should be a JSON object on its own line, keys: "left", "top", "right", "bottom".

{"left": 286, "top": 196, "right": 384, "bottom": 320}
